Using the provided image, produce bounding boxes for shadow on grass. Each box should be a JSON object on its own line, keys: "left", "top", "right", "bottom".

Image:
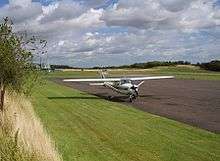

{"left": 48, "top": 94, "right": 152, "bottom": 103}
{"left": 47, "top": 95, "right": 128, "bottom": 102}
{"left": 47, "top": 96, "right": 101, "bottom": 100}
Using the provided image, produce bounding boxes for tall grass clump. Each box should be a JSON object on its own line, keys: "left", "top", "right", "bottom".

{"left": 0, "top": 129, "right": 39, "bottom": 161}
{"left": 0, "top": 92, "right": 62, "bottom": 161}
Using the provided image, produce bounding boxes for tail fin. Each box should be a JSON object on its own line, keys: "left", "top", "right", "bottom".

{"left": 99, "top": 69, "right": 107, "bottom": 79}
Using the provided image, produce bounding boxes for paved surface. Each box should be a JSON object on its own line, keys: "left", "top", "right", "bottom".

{"left": 53, "top": 78, "right": 220, "bottom": 133}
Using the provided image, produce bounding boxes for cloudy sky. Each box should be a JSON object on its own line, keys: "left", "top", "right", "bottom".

{"left": 0, "top": 0, "right": 220, "bottom": 67}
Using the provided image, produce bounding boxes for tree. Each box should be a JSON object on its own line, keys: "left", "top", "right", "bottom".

{"left": 0, "top": 18, "right": 43, "bottom": 112}
{"left": 200, "top": 60, "right": 220, "bottom": 71}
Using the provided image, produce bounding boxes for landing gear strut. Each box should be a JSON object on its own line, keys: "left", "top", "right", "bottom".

{"left": 129, "top": 89, "right": 139, "bottom": 102}
{"left": 129, "top": 94, "right": 136, "bottom": 102}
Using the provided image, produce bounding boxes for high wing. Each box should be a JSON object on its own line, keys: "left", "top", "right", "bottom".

{"left": 63, "top": 76, "right": 174, "bottom": 82}
{"left": 129, "top": 76, "right": 174, "bottom": 81}
{"left": 63, "top": 78, "right": 121, "bottom": 82}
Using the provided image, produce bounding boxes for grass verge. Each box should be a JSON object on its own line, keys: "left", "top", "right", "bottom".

{"left": 0, "top": 93, "right": 62, "bottom": 161}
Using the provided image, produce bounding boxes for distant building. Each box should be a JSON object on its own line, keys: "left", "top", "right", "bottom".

{"left": 41, "top": 63, "right": 52, "bottom": 72}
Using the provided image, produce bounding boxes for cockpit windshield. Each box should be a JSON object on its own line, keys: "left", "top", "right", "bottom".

{"left": 120, "top": 79, "right": 131, "bottom": 84}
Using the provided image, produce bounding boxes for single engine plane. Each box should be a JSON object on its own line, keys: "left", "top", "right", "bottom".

{"left": 63, "top": 71, "right": 174, "bottom": 102}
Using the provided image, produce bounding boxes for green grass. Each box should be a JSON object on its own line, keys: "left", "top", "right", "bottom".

{"left": 31, "top": 80, "right": 220, "bottom": 161}
{"left": 47, "top": 66, "right": 220, "bottom": 80}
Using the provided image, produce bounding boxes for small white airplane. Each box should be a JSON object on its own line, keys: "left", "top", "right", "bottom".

{"left": 63, "top": 71, "right": 174, "bottom": 102}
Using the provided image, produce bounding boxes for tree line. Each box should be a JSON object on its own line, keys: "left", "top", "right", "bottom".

{"left": 93, "top": 61, "right": 191, "bottom": 69}
{"left": 197, "top": 60, "right": 220, "bottom": 72}
{"left": 50, "top": 60, "right": 220, "bottom": 72}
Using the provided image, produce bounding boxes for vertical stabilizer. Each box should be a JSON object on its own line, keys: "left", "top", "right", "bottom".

{"left": 99, "top": 69, "right": 107, "bottom": 79}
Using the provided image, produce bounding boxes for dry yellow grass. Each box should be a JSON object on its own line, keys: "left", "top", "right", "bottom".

{"left": 176, "top": 65, "right": 199, "bottom": 68}
{"left": 1, "top": 92, "right": 62, "bottom": 161}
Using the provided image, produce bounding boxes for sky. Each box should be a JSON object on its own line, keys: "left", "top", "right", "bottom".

{"left": 0, "top": 0, "right": 220, "bottom": 67}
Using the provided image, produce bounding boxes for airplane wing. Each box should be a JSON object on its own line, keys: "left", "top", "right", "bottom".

{"left": 63, "top": 78, "right": 121, "bottom": 82}
{"left": 130, "top": 76, "right": 174, "bottom": 81}
{"left": 63, "top": 76, "right": 174, "bottom": 82}
{"left": 89, "top": 83, "right": 105, "bottom": 86}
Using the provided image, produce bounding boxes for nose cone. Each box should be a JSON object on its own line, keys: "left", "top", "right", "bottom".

{"left": 134, "top": 85, "right": 138, "bottom": 90}
{"left": 131, "top": 85, "right": 138, "bottom": 91}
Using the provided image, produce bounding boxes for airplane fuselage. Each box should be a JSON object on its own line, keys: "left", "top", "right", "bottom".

{"left": 104, "top": 81, "right": 138, "bottom": 96}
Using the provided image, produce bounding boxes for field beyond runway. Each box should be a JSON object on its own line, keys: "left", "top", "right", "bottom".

{"left": 54, "top": 79, "right": 220, "bottom": 133}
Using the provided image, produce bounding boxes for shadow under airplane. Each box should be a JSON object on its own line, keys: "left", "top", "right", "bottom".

{"left": 47, "top": 93, "right": 151, "bottom": 103}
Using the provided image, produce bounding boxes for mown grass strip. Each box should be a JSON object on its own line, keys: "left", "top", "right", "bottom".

{"left": 32, "top": 80, "right": 220, "bottom": 161}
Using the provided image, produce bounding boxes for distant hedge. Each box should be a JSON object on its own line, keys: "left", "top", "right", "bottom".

{"left": 199, "top": 60, "right": 220, "bottom": 71}
{"left": 49, "top": 60, "right": 220, "bottom": 71}
{"left": 93, "top": 61, "right": 191, "bottom": 69}
{"left": 50, "top": 65, "right": 79, "bottom": 69}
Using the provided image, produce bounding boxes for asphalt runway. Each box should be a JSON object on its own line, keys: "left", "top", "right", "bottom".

{"left": 53, "top": 78, "right": 220, "bottom": 133}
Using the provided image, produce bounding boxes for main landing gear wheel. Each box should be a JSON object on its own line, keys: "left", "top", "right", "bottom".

{"left": 135, "top": 91, "right": 139, "bottom": 97}
{"left": 107, "top": 96, "right": 114, "bottom": 100}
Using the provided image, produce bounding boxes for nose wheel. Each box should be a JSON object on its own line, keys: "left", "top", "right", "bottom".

{"left": 129, "top": 94, "right": 136, "bottom": 102}
{"left": 107, "top": 96, "right": 114, "bottom": 100}
{"left": 129, "top": 89, "right": 139, "bottom": 102}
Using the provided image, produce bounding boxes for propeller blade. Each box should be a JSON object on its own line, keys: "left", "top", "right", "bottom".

{"left": 137, "top": 81, "right": 145, "bottom": 87}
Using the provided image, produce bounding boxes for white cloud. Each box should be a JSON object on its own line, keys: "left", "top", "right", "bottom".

{"left": 40, "top": 1, "right": 87, "bottom": 23}
{"left": 102, "top": 0, "right": 220, "bottom": 30}
{"left": 0, "top": 2, "right": 42, "bottom": 23}
{"left": 58, "top": 40, "right": 64, "bottom": 46}
{"left": 0, "top": 0, "right": 219, "bottom": 67}
{"left": 159, "top": 0, "right": 195, "bottom": 12}
{"left": 42, "top": 3, "right": 59, "bottom": 15}
{"left": 9, "top": 0, "right": 32, "bottom": 7}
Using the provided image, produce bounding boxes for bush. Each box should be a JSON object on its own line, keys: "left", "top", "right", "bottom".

{"left": 200, "top": 60, "right": 220, "bottom": 71}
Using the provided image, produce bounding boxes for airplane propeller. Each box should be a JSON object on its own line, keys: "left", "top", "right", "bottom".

{"left": 131, "top": 81, "right": 145, "bottom": 97}
{"left": 130, "top": 85, "right": 139, "bottom": 97}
